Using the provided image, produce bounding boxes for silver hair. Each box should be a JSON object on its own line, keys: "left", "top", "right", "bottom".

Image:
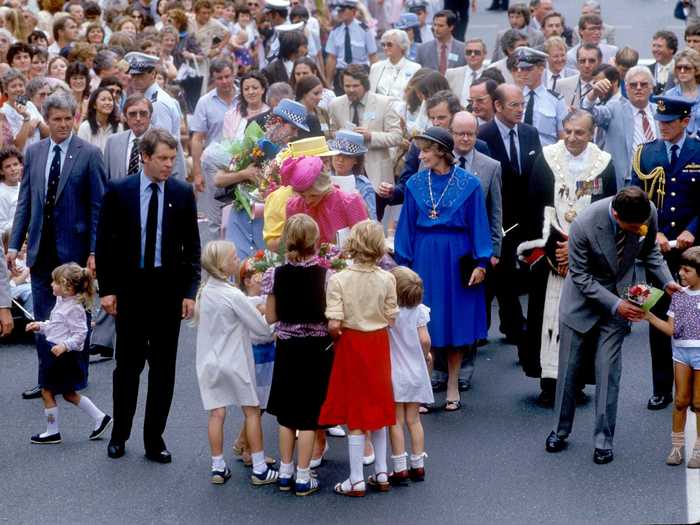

{"left": 267, "top": 81, "right": 294, "bottom": 106}
{"left": 381, "top": 29, "right": 411, "bottom": 54}
{"left": 1, "top": 67, "right": 25, "bottom": 91}
{"left": 581, "top": 0, "right": 601, "bottom": 13}
{"left": 25, "top": 76, "right": 50, "bottom": 99}
{"left": 42, "top": 92, "right": 77, "bottom": 119}
{"left": 625, "top": 65, "right": 654, "bottom": 85}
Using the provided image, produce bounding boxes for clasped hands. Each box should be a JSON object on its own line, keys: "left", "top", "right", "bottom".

{"left": 617, "top": 282, "right": 683, "bottom": 322}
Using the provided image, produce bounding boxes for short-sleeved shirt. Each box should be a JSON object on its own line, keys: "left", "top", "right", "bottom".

{"left": 190, "top": 89, "right": 237, "bottom": 147}
{"left": 324, "top": 19, "right": 377, "bottom": 68}
{"left": 144, "top": 83, "right": 181, "bottom": 139}
{"left": 523, "top": 84, "right": 566, "bottom": 147}
{"left": 668, "top": 288, "right": 700, "bottom": 346}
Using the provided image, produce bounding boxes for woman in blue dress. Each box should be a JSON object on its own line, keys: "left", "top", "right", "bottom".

{"left": 394, "top": 127, "right": 492, "bottom": 412}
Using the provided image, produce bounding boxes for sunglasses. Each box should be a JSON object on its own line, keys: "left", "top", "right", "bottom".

{"left": 381, "top": 42, "right": 394, "bottom": 47}
{"left": 628, "top": 81, "right": 650, "bottom": 89}
{"left": 465, "top": 49, "right": 482, "bottom": 56}
{"left": 676, "top": 64, "right": 694, "bottom": 72}
{"left": 126, "top": 110, "right": 150, "bottom": 118}
{"left": 247, "top": 2, "right": 258, "bottom": 6}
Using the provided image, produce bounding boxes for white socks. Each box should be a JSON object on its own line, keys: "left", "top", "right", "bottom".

{"left": 296, "top": 467, "right": 311, "bottom": 483}
{"left": 348, "top": 434, "right": 365, "bottom": 483}
{"left": 279, "top": 461, "right": 294, "bottom": 479}
{"left": 212, "top": 455, "right": 226, "bottom": 471}
{"left": 672, "top": 431, "right": 685, "bottom": 448}
{"left": 78, "top": 396, "right": 105, "bottom": 430}
{"left": 251, "top": 451, "right": 266, "bottom": 475}
{"left": 410, "top": 452, "right": 426, "bottom": 469}
{"left": 371, "top": 427, "right": 388, "bottom": 480}
{"left": 40, "top": 407, "right": 59, "bottom": 437}
{"left": 392, "top": 452, "right": 408, "bottom": 473}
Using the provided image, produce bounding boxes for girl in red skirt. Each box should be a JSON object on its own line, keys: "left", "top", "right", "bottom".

{"left": 319, "top": 220, "right": 399, "bottom": 497}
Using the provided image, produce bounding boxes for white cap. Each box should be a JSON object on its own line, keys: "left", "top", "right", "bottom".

{"left": 265, "top": 0, "right": 290, "bottom": 10}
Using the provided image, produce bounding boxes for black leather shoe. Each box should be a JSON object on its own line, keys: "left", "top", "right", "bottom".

{"left": 145, "top": 449, "right": 172, "bottom": 464}
{"left": 593, "top": 448, "right": 613, "bottom": 464}
{"left": 545, "top": 431, "right": 567, "bottom": 453}
{"left": 108, "top": 442, "right": 125, "bottom": 459}
{"left": 22, "top": 385, "right": 42, "bottom": 399}
{"left": 647, "top": 394, "right": 673, "bottom": 411}
{"left": 537, "top": 390, "right": 555, "bottom": 408}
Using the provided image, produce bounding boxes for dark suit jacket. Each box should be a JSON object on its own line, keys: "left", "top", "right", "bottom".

{"left": 96, "top": 174, "right": 201, "bottom": 300}
{"left": 10, "top": 135, "right": 106, "bottom": 267}
{"left": 262, "top": 59, "right": 290, "bottom": 86}
{"left": 388, "top": 139, "right": 491, "bottom": 205}
{"left": 477, "top": 120, "right": 542, "bottom": 233}
{"left": 647, "top": 62, "right": 676, "bottom": 95}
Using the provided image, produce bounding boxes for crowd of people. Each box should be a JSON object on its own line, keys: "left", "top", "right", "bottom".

{"left": 1, "top": 0, "right": 700, "bottom": 500}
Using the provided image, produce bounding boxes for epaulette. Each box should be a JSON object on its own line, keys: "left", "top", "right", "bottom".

{"left": 547, "top": 88, "right": 563, "bottom": 100}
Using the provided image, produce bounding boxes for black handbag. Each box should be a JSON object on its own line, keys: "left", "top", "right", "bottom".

{"left": 459, "top": 254, "right": 477, "bottom": 288}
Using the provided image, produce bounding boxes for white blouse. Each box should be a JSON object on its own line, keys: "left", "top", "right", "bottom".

{"left": 77, "top": 120, "right": 121, "bottom": 153}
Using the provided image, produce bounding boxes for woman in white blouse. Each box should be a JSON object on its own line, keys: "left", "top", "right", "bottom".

{"left": 77, "top": 86, "right": 122, "bottom": 152}
{"left": 369, "top": 29, "right": 421, "bottom": 101}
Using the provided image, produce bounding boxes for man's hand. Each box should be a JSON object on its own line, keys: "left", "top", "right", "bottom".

{"left": 25, "top": 321, "right": 41, "bottom": 332}
{"left": 354, "top": 127, "right": 372, "bottom": 144}
{"left": 589, "top": 78, "right": 612, "bottom": 101}
{"left": 657, "top": 232, "right": 672, "bottom": 252}
{"left": 665, "top": 282, "right": 683, "bottom": 295}
{"left": 6, "top": 250, "right": 16, "bottom": 273}
{"left": 329, "top": 319, "right": 342, "bottom": 339}
{"left": 555, "top": 240, "right": 568, "bottom": 264}
{"left": 468, "top": 267, "right": 486, "bottom": 286}
{"left": 490, "top": 256, "right": 499, "bottom": 267}
{"left": 0, "top": 308, "right": 13, "bottom": 336}
{"left": 677, "top": 230, "right": 695, "bottom": 250}
{"left": 87, "top": 255, "right": 96, "bottom": 277}
{"left": 51, "top": 343, "right": 67, "bottom": 356}
{"left": 101, "top": 295, "right": 117, "bottom": 316}
{"left": 241, "top": 165, "right": 262, "bottom": 184}
{"left": 182, "top": 298, "right": 195, "bottom": 320}
{"left": 377, "top": 182, "right": 394, "bottom": 199}
{"left": 193, "top": 173, "right": 205, "bottom": 193}
{"left": 617, "top": 300, "right": 645, "bottom": 322}
{"left": 557, "top": 263, "right": 568, "bottom": 277}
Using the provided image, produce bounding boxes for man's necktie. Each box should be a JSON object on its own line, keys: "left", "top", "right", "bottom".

{"left": 670, "top": 144, "right": 680, "bottom": 171}
{"left": 127, "top": 137, "right": 140, "bottom": 176}
{"left": 144, "top": 182, "right": 159, "bottom": 269}
{"left": 524, "top": 91, "right": 535, "bottom": 126}
{"left": 471, "top": 70, "right": 478, "bottom": 85}
{"left": 344, "top": 26, "right": 352, "bottom": 65}
{"left": 640, "top": 110, "right": 655, "bottom": 142}
{"left": 616, "top": 229, "right": 627, "bottom": 266}
{"left": 551, "top": 74, "right": 560, "bottom": 92}
{"left": 509, "top": 129, "right": 520, "bottom": 176}
{"left": 439, "top": 44, "right": 447, "bottom": 75}
{"left": 351, "top": 102, "right": 360, "bottom": 126}
{"left": 45, "top": 144, "right": 61, "bottom": 220}
{"left": 459, "top": 156, "right": 467, "bottom": 170}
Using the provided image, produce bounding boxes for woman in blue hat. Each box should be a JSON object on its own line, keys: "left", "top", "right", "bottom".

{"left": 327, "top": 131, "right": 377, "bottom": 220}
{"left": 394, "top": 127, "right": 492, "bottom": 412}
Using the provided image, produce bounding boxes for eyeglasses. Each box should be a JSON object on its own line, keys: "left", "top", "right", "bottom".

{"left": 506, "top": 101, "right": 526, "bottom": 109}
{"left": 676, "top": 64, "right": 694, "bottom": 72}
{"left": 465, "top": 49, "right": 482, "bottom": 56}
{"left": 451, "top": 131, "right": 475, "bottom": 138}
{"left": 381, "top": 42, "right": 394, "bottom": 47}
{"left": 628, "top": 81, "right": 650, "bottom": 89}
{"left": 126, "top": 110, "right": 150, "bottom": 118}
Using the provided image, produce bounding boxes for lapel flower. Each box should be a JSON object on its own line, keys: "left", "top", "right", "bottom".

{"left": 638, "top": 224, "right": 649, "bottom": 237}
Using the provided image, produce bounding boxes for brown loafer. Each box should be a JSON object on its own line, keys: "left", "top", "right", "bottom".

{"left": 409, "top": 467, "right": 425, "bottom": 482}
{"left": 388, "top": 470, "right": 409, "bottom": 486}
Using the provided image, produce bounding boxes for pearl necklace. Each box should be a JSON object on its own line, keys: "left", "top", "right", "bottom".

{"left": 427, "top": 167, "right": 455, "bottom": 219}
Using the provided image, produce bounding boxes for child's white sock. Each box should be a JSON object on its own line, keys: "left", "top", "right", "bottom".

{"left": 371, "top": 427, "right": 388, "bottom": 481}
{"left": 348, "top": 434, "right": 366, "bottom": 484}
{"left": 672, "top": 431, "right": 685, "bottom": 448}
{"left": 251, "top": 451, "right": 266, "bottom": 475}
{"left": 392, "top": 452, "right": 408, "bottom": 472}
{"left": 41, "top": 407, "right": 59, "bottom": 437}
{"left": 410, "top": 452, "right": 426, "bottom": 469}
{"left": 212, "top": 455, "right": 226, "bottom": 471}
{"left": 279, "top": 461, "right": 294, "bottom": 479}
{"left": 78, "top": 396, "right": 105, "bottom": 430}
{"left": 296, "top": 466, "right": 311, "bottom": 483}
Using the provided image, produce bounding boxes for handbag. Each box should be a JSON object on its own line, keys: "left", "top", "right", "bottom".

{"left": 543, "top": 225, "right": 569, "bottom": 273}
{"left": 459, "top": 254, "right": 477, "bottom": 288}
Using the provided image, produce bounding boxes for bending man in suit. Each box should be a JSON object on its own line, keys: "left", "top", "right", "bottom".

{"left": 98, "top": 128, "right": 201, "bottom": 463}
{"left": 8, "top": 93, "right": 106, "bottom": 400}
{"left": 545, "top": 187, "right": 678, "bottom": 464}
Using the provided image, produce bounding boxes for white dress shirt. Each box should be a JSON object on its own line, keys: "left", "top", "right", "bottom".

{"left": 461, "top": 66, "right": 485, "bottom": 106}
{"left": 632, "top": 103, "right": 657, "bottom": 154}
{"left": 44, "top": 134, "right": 72, "bottom": 195}
{"left": 495, "top": 116, "right": 520, "bottom": 163}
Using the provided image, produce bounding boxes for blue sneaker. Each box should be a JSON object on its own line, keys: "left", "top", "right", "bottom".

{"left": 295, "top": 477, "right": 319, "bottom": 496}
{"left": 211, "top": 467, "right": 231, "bottom": 485}
{"left": 278, "top": 476, "right": 293, "bottom": 492}
{"left": 251, "top": 467, "right": 279, "bottom": 486}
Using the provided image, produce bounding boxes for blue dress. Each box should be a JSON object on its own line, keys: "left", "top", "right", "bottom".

{"left": 394, "top": 167, "right": 492, "bottom": 348}
{"left": 664, "top": 85, "right": 700, "bottom": 135}
{"left": 225, "top": 208, "right": 265, "bottom": 260}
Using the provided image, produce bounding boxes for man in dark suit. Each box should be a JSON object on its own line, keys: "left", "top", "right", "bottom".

{"left": 9, "top": 93, "right": 106, "bottom": 400}
{"left": 98, "top": 128, "right": 201, "bottom": 463}
{"left": 632, "top": 95, "right": 700, "bottom": 410}
{"left": 649, "top": 31, "right": 678, "bottom": 95}
{"left": 477, "top": 84, "right": 542, "bottom": 355}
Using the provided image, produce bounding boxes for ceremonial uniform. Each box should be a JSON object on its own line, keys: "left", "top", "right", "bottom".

{"left": 631, "top": 95, "right": 700, "bottom": 409}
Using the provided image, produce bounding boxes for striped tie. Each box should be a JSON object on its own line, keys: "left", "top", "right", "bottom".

{"left": 640, "top": 110, "right": 655, "bottom": 142}
{"left": 616, "top": 229, "right": 626, "bottom": 265}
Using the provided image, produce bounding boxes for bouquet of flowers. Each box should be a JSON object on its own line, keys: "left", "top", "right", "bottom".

{"left": 249, "top": 249, "right": 283, "bottom": 274}
{"left": 225, "top": 121, "right": 282, "bottom": 218}
{"left": 317, "top": 243, "right": 349, "bottom": 271}
{"left": 626, "top": 283, "right": 664, "bottom": 312}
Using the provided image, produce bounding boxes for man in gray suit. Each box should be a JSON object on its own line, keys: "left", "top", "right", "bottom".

{"left": 451, "top": 111, "right": 502, "bottom": 388}
{"left": 545, "top": 187, "right": 679, "bottom": 464}
{"left": 415, "top": 9, "right": 466, "bottom": 75}
{"left": 89, "top": 94, "right": 153, "bottom": 361}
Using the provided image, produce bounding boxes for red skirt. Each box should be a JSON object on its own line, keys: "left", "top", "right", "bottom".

{"left": 318, "top": 328, "right": 396, "bottom": 431}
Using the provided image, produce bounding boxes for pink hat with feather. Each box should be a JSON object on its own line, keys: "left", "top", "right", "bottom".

{"left": 280, "top": 155, "right": 324, "bottom": 191}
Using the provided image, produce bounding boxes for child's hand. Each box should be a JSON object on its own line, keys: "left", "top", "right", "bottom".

{"left": 256, "top": 303, "right": 266, "bottom": 315}
{"left": 425, "top": 352, "right": 433, "bottom": 367}
{"left": 329, "top": 320, "right": 342, "bottom": 339}
{"left": 50, "top": 344, "right": 67, "bottom": 356}
{"left": 25, "top": 322, "right": 40, "bottom": 332}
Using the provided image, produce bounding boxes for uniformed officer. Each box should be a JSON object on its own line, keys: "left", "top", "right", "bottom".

{"left": 325, "top": 0, "right": 378, "bottom": 95}
{"left": 509, "top": 46, "right": 566, "bottom": 146}
{"left": 125, "top": 52, "right": 187, "bottom": 179}
{"left": 406, "top": 0, "right": 433, "bottom": 44}
{"left": 632, "top": 94, "right": 700, "bottom": 411}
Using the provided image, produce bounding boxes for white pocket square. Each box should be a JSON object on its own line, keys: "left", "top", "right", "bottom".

{"left": 528, "top": 150, "right": 536, "bottom": 156}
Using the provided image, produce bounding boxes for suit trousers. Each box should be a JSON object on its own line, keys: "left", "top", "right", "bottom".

{"left": 111, "top": 268, "right": 183, "bottom": 451}
{"left": 486, "top": 233, "right": 526, "bottom": 340}
{"left": 444, "top": 0, "right": 469, "bottom": 40}
{"left": 553, "top": 318, "right": 627, "bottom": 450}
{"left": 646, "top": 254, "right": 677, "bottom": 397}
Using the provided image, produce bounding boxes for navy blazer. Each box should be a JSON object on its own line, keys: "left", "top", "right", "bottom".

{"left": 477, "top": 120, "right": 542, "bottom": 232}
{"left": 96, "top": 173, "right": 201, "bottom": 300}
{"left": 632, "top": 137, "right": 700, "bottom": 240}
{"left": 388, "top": 138, "right": 491, "bottom": 205}
{"left": 10, "top": 135, "right": 106, "bottom": 267}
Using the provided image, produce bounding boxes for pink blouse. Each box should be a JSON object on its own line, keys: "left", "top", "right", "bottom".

{"left": 286, "top": 187, "right": 369, "bottom": 244}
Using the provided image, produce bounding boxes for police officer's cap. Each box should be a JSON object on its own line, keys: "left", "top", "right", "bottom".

{"left": 124, "top": 52, "right": 159, "bottom": 75}
{"left": 406, "top": 0, "right": 428, "bottom": 12}
{"left": 395, "top": 12, "right": 420, "bottom": 30}
{"left": 511, "top": 46, "right": 548, "bottom": 69}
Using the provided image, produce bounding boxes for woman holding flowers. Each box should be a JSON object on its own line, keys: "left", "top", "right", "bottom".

{"left": 222, "top": 71, "right": 270, "bottom": 142}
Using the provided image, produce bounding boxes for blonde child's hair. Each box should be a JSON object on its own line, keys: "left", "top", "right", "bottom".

{"left": 51, "top": 262, "right": 95, "bottom": 308}
{"left": 284, "top": 213, "right": 319, "bottom": 263}
{"left": 193, "top": 240, "right": 238, "bottom": 324}
{"left": 344, "top": 220, "right": 385, "bottom": 264}
{"left": 391, "top": 266, "right": 424, "bottom": 308}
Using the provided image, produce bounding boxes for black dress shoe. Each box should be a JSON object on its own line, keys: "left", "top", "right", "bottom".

{"left": 593, "top": 448, "right": 613, "bottom": 464}
{"left": 545, "top": 431, "right": 567, "bottom": 453}
{"left": 575, "top": 390, "right": 589, "bottom": 405}
{"left": 647, "top": 394, "right": 673, "bottom": 411}
{"left": 537, "top": 390, "right": 555, "bottom": 408}
{"left": 108, "top": 442, "right": 125, "bottom": 459}
{"left": 477, "top": 338, "right": 488, "bottom": 347}
{"left": 145, "top": 449, "right": 172, "bottom": 464}
{"left": 458, "top": 379, "right": 471, "bottom": 392}
{"left": 22, "top": 385, "right": 42, "bottom": 399}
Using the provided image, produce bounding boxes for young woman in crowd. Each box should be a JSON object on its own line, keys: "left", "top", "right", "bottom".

{"left": 77, "top": 86, "right": 121, "bottom": 152}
